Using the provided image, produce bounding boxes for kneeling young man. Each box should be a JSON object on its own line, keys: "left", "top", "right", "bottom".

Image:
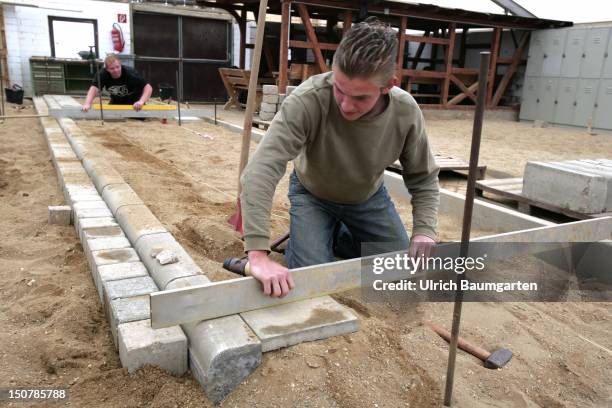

{"left": 82, "top": 54, "right": 152, "bottom": 112}
{"left": 241, "top": 18, "right": 440, "bottom": 297}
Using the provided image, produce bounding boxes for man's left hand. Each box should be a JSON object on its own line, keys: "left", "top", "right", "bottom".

{"left": 133, "top": 101, "right": 144, "bottom": 111}
{"left": 409, "top": 234, "right": 436, "bottom": 259}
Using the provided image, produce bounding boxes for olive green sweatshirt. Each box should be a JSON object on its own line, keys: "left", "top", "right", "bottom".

{"left": 240, "top": 72, "right": 439, "bottom": 252}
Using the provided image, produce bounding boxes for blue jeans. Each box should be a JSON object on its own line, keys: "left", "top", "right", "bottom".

{"left": 285, "top": 171, "right": 409, "bottom": 268}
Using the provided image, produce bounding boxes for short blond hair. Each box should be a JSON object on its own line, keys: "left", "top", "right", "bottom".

{"left": 333, "top": 18, "right": 398, "bottom": 84}
{"left": 104, "top": 53, "right": 121, "bottom": 67}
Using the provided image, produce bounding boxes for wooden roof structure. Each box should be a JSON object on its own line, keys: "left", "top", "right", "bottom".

{"left": 196, "top": 0, "right": 572, "bottom": 108}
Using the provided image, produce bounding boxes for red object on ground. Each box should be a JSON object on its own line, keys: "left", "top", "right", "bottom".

{"left": 228, "top": 198, "right": 244, "bottom": 235}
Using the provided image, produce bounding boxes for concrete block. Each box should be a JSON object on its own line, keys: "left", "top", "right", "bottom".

{"left": 85, "top": 236, "right": 131, "bottom": 253}
{"left": 259, "top": 111, "right": 275, "bottom": 121}
{"left": 260, "top": 102, "right": 277, "bottom": 113}
{"left": 240, "top": 296, "right": 359, "bottom": 352}
{"left": 262, "top": 84, "right": 278, "bottom": 95}
{"left": 96, "top": 261, "right": 148, "bottom": 302}
{"left": 523, "top": 161, "right": 611, "bottom": 213}
{"left": 185, "top": 315, "right": 262, "bottom": 403}
{"left": 262, "top": 94, "right": 279, "bottom": 104}
{"left": 81, "top": 224, "right": 124, "bottom": 240}
{"left": 286, "top": 85, "right": 297, "bottom": 97}
{"left": 74, "top": 208, "right": 115, "bottom": 236}
{"left": 82, "top": 158, "right": 125, "bottom": 192}
{"left": 278, "top": 94, "right": 286, "bottom": 105}
{"left": 73, "top": 200, "right": 109, "bottom": 212}
{"left": 165, "top": 274, "right": 211, "bottom": 289}
{"left": 77, "top": 217, "right": 120, "bottom": 242}
{"left": 134, "top": 232, "right": 201, "bottom": 290}
{"left": 67, "top": 193, "right": 103, "bottom": 207}
{"left": 104, "top": 276, "right": 158, "bottom": 302}
{"left": 101, "top": 183, "right": 144, "bottom": 216}
{"left": 48, "top": 205, "right": 71, "bottom": 225}
{"left": 118, "top": 319, "right": 187, "bottom": 376}
{"left": 89, "top": 248, "right": 140, "bottom": 280}
{"left": 116, "top": 205, "right": 167, "bottom": 244}
{"left": 108, "top": 295, "right": 150, "bottom": 347}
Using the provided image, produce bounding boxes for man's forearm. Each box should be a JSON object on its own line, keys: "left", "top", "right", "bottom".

{"left": 139, "top": 84, "right": 153, "bottom": 104}
{"left": 84, "top": 86, "right": 98, "bottom": 106}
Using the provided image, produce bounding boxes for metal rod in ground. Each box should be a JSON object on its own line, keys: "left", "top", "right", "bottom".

{"left": 95, "top": 56, "right": 104, "bottom": 124}
{"left": 443, "top": 51, "right": 490, "bottom": 407}
{"left": 214, "top": 98, "right": 217, "bottom": 125}
{"left": 0, "top": 58, "right": 5, "bottom": 117}
{"left": 176, "top": 71, "right": 181, "bottom": 126}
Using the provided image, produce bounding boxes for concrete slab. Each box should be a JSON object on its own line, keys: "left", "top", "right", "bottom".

{"left": 262, "top": 84, "right": 278, "bottom": 95}
{"left": 82, "top": 158, "right": 125, "bottom": 192}
{"left": 104, "top": 276, "right": 158, "bottom": 302}
{"left": 108, "top": 295, "right": 150, "bottom": 348}
{"left": 101, "top": 183, "right": 144, "bottom": 216}
{"left": 73, "top": 200, "right": 109, "bottom": 212}
{"left": 523, "top": 161, "right": 610, "bottom": 213}
{"left": 165, "top": 274, "right": 211, "bottom": 289}
{"left": 88, "top": 248, "right": 140, "bottom": 281}
{"left": 81, "top": 224, "right": 125, "bottom": 240}
{"left": 240, "top": 296, "right": 359, "bottom": 352}
{"left": 259, "top": 111, "right": 274, "bottom": 121}
{"left": 85, "top": 236, "right": 131, "bottom": 253}
{"left": 185, "top": 315, "right": 261, "bottom": 403}
{"left": 96, "top": 261, "right": 149, "bottom": 302}
{"left": 262, "top": 94, "right": 279, "bottom": 104}
{"left": 48, "top": 205, "right": 71, "bottom": 225}
{"left": 134, "top": 232, "right": 201, "bottom": 290}
{"left": 67, "top": 193, "right": 104, "bottom": 207}
{"left": 118, "top": 319, "right": 187, "bottom": 376}
{"left": 115, "top": 204, "right": 167, "bottom": 244}
{"left": 260, "top": 102, "right": 277, "bottom": 113}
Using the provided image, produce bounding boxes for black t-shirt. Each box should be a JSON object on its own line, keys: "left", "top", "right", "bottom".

{"left": 92, "top": 65, "right": 148, "bottom": 105}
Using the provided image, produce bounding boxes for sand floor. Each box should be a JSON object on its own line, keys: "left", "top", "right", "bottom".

{"left": 0, "top": 101, "right": 611, "bottom": 407}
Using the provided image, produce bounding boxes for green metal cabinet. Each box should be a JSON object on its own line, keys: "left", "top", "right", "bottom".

{"left": 30, "top": 57, "right": 103, "bottom": 95}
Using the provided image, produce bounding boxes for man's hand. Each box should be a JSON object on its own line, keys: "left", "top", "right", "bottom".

{"left": 133, "top": 101, "right": 144, "bottom": 111}
{"left": 248, "top": 250, "right": 294, "bottom": 298}
{"left": 81, "top": 103, "right": 91, "bottom": 112}
{"left": 409, "top": 234, "right": 436, "bottom": 259}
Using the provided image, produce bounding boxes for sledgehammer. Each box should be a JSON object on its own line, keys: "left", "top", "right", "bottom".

{"left": 423, "top": 321, "right": 512, "bottom": 369}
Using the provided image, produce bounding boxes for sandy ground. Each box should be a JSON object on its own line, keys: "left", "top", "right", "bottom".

{"left": 0, "top": 101, "right": 611, "bottom": 407}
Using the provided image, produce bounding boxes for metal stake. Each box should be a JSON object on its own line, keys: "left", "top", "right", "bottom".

{"left": 176, "top": 71, "right": 182, "bottom": 126}
{"left": 214, "top": 97, "right": 217, "bottom": 125}
{"left": 0, "top": 58, "right": 5, "bottom": 117}
{"left": 443, "top": 51, "right": 490, "bottom": 407}
{"left": 90, "top": 46, "right": 104, "bottom": 125}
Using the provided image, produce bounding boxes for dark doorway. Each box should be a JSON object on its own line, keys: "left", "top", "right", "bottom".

{"left": 133, "top": 12, "right": 230, "bottom": 102}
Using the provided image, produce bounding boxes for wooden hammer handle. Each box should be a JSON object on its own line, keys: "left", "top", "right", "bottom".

{"left": 423, "top": 321, "right": 491, "bottom": 361}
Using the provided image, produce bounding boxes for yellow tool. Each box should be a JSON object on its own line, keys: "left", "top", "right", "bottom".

{"left": 92, "top": 104, "right": 175, "bottom": 111}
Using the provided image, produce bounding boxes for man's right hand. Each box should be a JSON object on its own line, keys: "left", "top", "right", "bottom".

{"left": 248, "top": 250, "right": 294, "bottom": 298}
{"left": 81, "top": 103, "right": 91, "bottom": 112}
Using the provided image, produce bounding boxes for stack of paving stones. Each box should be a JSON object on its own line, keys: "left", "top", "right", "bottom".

{"left": 33, "top": 96, "right": 359, "bottom": 403}
{"left": 523, "top": 159, "right": 612, "bottom": 213}
{"left": 259, "top": 85, "right": 280, "bottom": 121}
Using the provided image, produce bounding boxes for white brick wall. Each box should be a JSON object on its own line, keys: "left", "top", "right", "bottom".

{"left": 3, "top": 0, "right": 131, "bottom": 96}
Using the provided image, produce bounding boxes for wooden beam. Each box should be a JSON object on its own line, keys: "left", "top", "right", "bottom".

{"left": 487, "top": 27, "right": 502, "bottom": 106}
{"left": 402, "top": 69, "right": 446, "bottom": 79}
{"left": 289, "top": 40, "right": 338, "bottom": 50}
{"left": 262, "top": 39, "right": 276, "bottom": 75}
{"left": 150, "top": 217, "right": 612, "bottom": 328}
{"left": 447, "top": 81, "right": 478, "bottom": 105}
{"left": 396, "top": 16, "right": 407, "bottom": 84}
{"left": 403, "top": 34, "right": 449, "bottom": 45}
{"left": 459, "top": 27, "right": 468, "bottom": 68}
{"left": 296, "top": 3, "right": 328, "bottom": 73}
{"left": 449, "top": 75, "right": 476, "bottom": 103}
{"left": 491, "top": 32, "right": 530, "bottom": 107}
{"left": 342, "top": 10, "right": 352, "bottom": 36}
{"left": 239, "top": 10, "right": 247, "bottom": 69}
{"left": 451, "top": 67, "right": 479, "bottom": 76}
{"left": 411, "top": 30, "right": 430, "bottom": 69}
{"left": 441, "top": 23, "right": 456, "bottom": 106}
{"left": 278, "top": 0, "right": 290, "bottom": 93}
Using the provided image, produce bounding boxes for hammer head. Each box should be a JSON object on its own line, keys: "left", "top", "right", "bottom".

{"left": 484, "top": 348, "right": 513, "bottom": 369}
